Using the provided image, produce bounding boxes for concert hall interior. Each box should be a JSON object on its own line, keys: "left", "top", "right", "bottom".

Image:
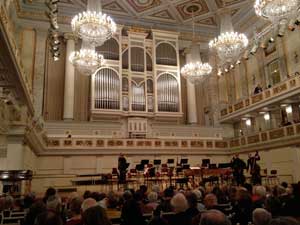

{"left": 1, "top": 0, "right": 300, "bottom": 224}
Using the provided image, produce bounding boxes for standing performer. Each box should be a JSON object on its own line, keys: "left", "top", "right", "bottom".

{"left": 247, "top": 151, "right": 261, "bottom": 185}
{"left": 231, "top": 154, "right": 246, "bottom": 185}
{"left": 118, "top": 153, "right": 128, "bottom": 185}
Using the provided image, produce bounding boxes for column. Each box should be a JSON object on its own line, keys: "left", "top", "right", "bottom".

{"left": 63, "top": 33, "right": 75, "bottom": 120}
{"left": 185, "top": 52, "right": 197, "bottom": 124}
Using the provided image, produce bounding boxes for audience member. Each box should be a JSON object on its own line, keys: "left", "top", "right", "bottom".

{"left": 169, "top": 193, "right": 189, "bottom": 225}
{"left": 252, "top": 208, "right": 272, "bottom": 225}
{"left": 66, "top": 197, "right": 83, "bottom": 225}
{"left": 204, "top": 193, "right": 218, "bottom": 210}
{"left": 81, "top": 198, "right": 97, "bottom": 212}
{"left": 35, "top": 210, "right": 63, "bottom": 225}
{"left": 200, "top": 209, "right": 231, "bottom": 225}
{"left": 269, "top": 217, "right": 300, "bottom": 225}
{"left": 144, "top": 191, "right": 159, "bottom": 213}
{"left": 82, "top": 205, "right": 112, "bottom": 225}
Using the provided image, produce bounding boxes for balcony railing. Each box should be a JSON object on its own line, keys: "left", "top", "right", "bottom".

{"left": 220, "top": 75, "right": 300, "bottom": 121}
{"left": 229, "top": 123, "right": 300, "bottom": 151}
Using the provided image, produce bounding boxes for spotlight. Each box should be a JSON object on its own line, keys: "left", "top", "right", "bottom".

{"left": 269, "top": 37, "right": 275, "bottom": 43}
{"left": 217, "top": 69, "right": 222, "bottom": 76}
{"left": 246, "top": 118, "right": 251, "bottom": 126}
{"left": 230, "top": 64, "right": 234, "bottom": 69}
{"left": 264, "top": 113, "right": 270, "bottom": 121}
{"left": 236, "top": 60, "right": 241, "bottom": 65}
{"left": 224, "top": 68, "right": 229, "bottom": 73}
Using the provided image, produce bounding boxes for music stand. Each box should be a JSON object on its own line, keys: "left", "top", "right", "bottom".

{"left": 182, "top": 164, "right": 190, "bottom": 169}
{"left": 135, "top": 164, "right": 144, "bottom": 171}
{"left": 180, "top": 159, "right": 188, "bottom": 165}
{"left": 154, "top": 160, "right": 161, "bottom": 165}
{"left": 141, "top": 160, "right": 149, "bottom": 166}
{"left": 167, "top": 159, "right": 174, "bottom": 164}
{"left": 209, "top": 164, "right": 217, "bottom": 169}
{"left": 202, "top": 159, "right": 210, "bottom": 167}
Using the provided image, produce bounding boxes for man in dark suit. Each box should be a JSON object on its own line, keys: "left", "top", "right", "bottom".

{"left": 118, "top": 153, "right": 128, "bottom": 184}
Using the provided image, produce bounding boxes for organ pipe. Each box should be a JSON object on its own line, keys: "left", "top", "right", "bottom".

{"left": 93, "top": 68, "right": 120, "bottom": 110}
{"left": 157, "top": 73, "right": 179, "bottom": 112}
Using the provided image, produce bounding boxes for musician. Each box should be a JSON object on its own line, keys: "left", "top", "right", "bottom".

{"left": 247, "top": 151, "right": 261, "bottom": 185}
{"left": 118, "top": 153, "right": 128, "bottom": 184}
{"left": 231, "top": 154, "right": 246, "bottom": 185}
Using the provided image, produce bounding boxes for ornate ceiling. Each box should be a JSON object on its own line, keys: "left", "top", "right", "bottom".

{"left": 15, "top": 0, "right": 266, "bottom": 40}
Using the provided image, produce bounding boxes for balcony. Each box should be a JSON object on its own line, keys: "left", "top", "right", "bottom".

{"left": 220, "top": 75, "right": 300, "bottom": 123}
{"left": 229, "top": 123, "right": 300, "bottom": 152}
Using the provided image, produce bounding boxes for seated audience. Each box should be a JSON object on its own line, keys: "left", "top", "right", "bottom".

{"left": 204, "top": 193, "right": 218, "bottom": 210}
{"left": 168, "top": 193, "right": 189, "bottom": 225}
{"left": 200, "top": 209, "right": 231, "bottom": 225}
{"left": 252, "top": 185, "right": 267, "bottom": 209}
{"left": 81, "top": 198, "right": 97, "bottom": 212}
{"left": 66, "top": 197, "right": 83, "bottom": 225}
{"left": 144, "top": 191, "right": 159, "bottom": 213}
{"left": 82, "top": 205, "right": 112, "bottom": 225}
{"left": 185, "top": 192, "right": 199, "bottom": 219}
{"left": 35, "top": 210, "right": 63, "bottom": 225}
{"left": 148, "top": 206, "right": 168, "bottom": 225}
{"left": 252, "top": 208, "right": 272, "bottom": 225}
{"left": 269, "top": 217, "right": 300, "bottom": 225}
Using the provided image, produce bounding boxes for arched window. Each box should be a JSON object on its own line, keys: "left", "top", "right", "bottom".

{"left": 157, "top": 73, "right": 179, "bottom": 112}
{"left": 96, "top": 38, "right": 119, "bottom": 60}
{"left": 131, "top": 47, "right": 144, "bottom": 72}
{"left": 94, "top": 68, "right": 120, "bottom": 110}
{"left": 122, "top": 49, "right": 128, "bottom": 69}
{"left": 131, "top": 82, "right": 146, "bottom": 111}
{"left": 156, "top": 43, "right": 177, "bottom": 66}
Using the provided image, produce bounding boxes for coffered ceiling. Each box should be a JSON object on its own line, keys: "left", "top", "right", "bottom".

{"left": 15, "top": 0, "right": 267, "bottom": 40}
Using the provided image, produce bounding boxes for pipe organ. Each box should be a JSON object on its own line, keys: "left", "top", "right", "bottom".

{"left": 90, "top": 28, "right": 182, "bottom": 120}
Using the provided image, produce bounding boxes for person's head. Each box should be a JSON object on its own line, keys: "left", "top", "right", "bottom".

{"left": 200, "top": 209, "right": 231, "bottom": 225}
{"left": 170, "top": 193, "right": 188, "bottom": 213}
{"left": 252, "top": 208, "right": 272, "bottom": 225}
{"left": 122, "top": 190, "right": 133, "bottom": 201}
{"left": 35, "top": 211, "right": 63, "bottom": 225}
{"left": 253, "top": 186, "right": 267, "bottom": 198}
{"left": 164, "top": 187, "right": 174, "bottom": 199}
{"left": 44, "top": 188, "right": 56, "bottom": 200}
{"left": 281, "top": 182, "right": 288, "bottom": 189}
{"left": 46, "top": 195, "right": 61, "bottom": 213}
{"left": 185, "top": 192, "right": 198, "bottom": 209}
{"left": 83, "top": 191, "right": 91, "bottom": 199}
{"left": 69, "top": 197, "right": 83, "bottom": 216}
{"left": 269, "top": 217, "right": 300, "bottom": 225}
{"left": 81, "top": 198, "right": 97, "bottom": 212}
{"left": 192, "top": 189, "right": 202, "bottom": 201}
{"left": 82, "top": 205, "right": 112, "bottom": 225}
{"left": 204, "top": 194, "right": 218, "bottom": 209}
{"left": 148, "top": 192, "right": 158, "bottom": 203}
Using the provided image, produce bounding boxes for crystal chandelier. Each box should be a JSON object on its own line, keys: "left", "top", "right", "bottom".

{"left": 69, "top": 41, "right": 105, "bottom": 76}
{"left": 181, "top": 11, "right": 212, "bottom": 83}
{"left": 254, "top": 0, "right": 300, "bottom": 23}
{"left": 209, "top": 10, "right": 248, "bottom": 70}
{"left": 71, "top": 0, "right": 117, "bottom": 46}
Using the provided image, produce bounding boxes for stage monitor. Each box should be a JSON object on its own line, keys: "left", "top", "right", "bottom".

{"left": 141, "top": 160, "right": 149, "bottom": 165}
{"left": 154, "top": 160, "right": 161, "bottom": 165}
{"left": 167, "top": 159, "right": 174, "bottom": 164}
{"left": 218, "top": 163, "right": 232, "bottom": 168}
{"left": 180, "top": 159, "right": 188, "bottom": 164}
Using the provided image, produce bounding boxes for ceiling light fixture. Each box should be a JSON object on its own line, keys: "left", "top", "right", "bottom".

{"left": 209, "top": 10, "right": 248, "bottom": 70}
{"left": 71, "top": 0, "right": 117, "bottom": 46}
{"left": 181, "top": 10, "right": 212, "bottom": 83}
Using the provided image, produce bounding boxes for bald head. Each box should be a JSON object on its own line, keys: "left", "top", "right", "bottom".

{"left": 81, "top": 198, "right": 97, "bottom": 212}
{"left": 253, "top": 208, "right": 272, "bottom": 225}
{"left": 200, "top": 210, "right": 231, "bottom": 225}
{"left": 204, "top": 194, "right": 218, "bottom": 209}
